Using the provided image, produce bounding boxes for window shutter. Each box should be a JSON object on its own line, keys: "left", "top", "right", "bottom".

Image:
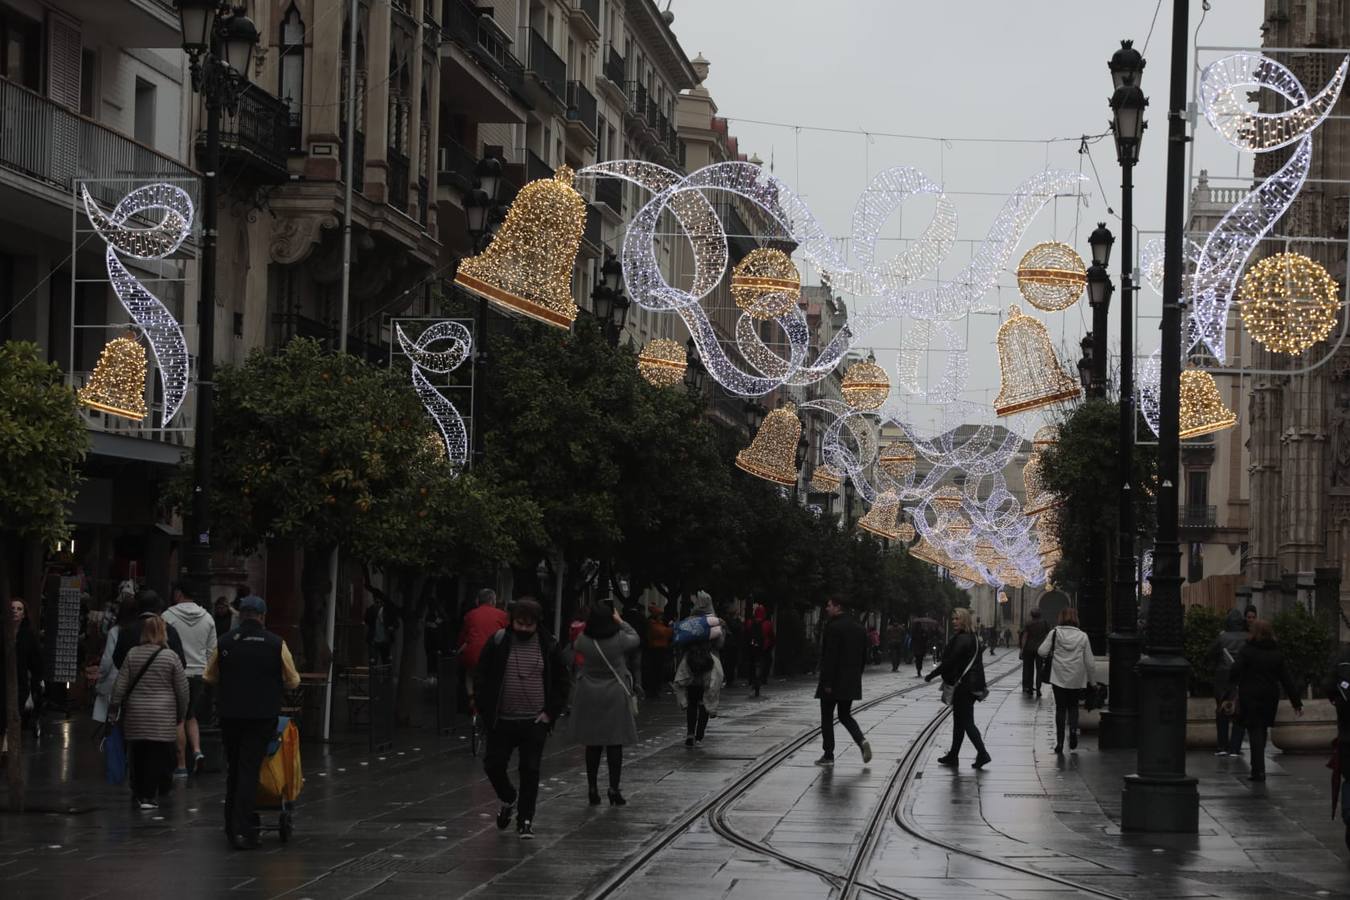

{"left": 46, "top": 10, "right": 82, "bottom": 110}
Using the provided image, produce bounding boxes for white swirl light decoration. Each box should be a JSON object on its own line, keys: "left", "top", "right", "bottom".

{"left": 832, "top": 166, "right": 956, "bottom": 297}
{"left": 395, "top": 321, "right": 471, "bottom": 471}
{"left": 82, "top": 183, "right": 194, "bottom": 427}
{"left": 894, "top": 320, "right": 969, "bottom": 404}
{"left": 1140, "top": 236, "right": 1202, "bottom": 295}
{"left": 1201, "top": 53, "right": 1347, "bottom": 152}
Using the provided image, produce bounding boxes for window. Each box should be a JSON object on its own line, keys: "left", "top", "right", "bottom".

{"left": 133, "top": 78, "right": 156, "bottom": 146}
{"left": 279, "top": 4, "right": 305, "bottom": 150}
{"left": 79, "top": 49, "right": 96, "bottom": 117}
{"left": 0, "top": 8, "right": 39, "bottom": 89}
{"left": 1187, "top": 542, "right": 1204, "bottom": 583}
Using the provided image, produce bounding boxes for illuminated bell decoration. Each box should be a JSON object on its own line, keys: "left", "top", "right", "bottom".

{"left": 1032, "top": 425, "right": 1059, "bottom": 449}
{"left": 637, "top": 338, "right": 687, "bottom": 388}
{"left": 993, "top": 306, "right": 1081, "bottom": 417}
{"left": 730, "top": 248, "right": 800, "bottom": 320}
{"left": 810, "top": 464, "right": 843, "bottom": 493}
{"left": 878, "top": 440, "right": 916, "bottom": 480}
{"left": 908, "top": 538, "right": 944, "bottom": 566}
{"left": 454, "top": 166, "right": 584, "bottom": 329}
{"left": 1238, "top": 252, "right": 1341, "bottom": 355}
{"left": 735, "top": 404, "right": 802, "bottom": 486}
{"left": 858, "top": 491, "right": 902, "bottom": 540}
{"left": 841, "top": 357, "right": 890, "bottom": 411}
{"left": 1022, "top": 453, "right": 1061, "bottom": 517}
{"left": 1016, "top": 241, "right": 1087, "bottom": 312}
{"left": 1178, "top": 368, "right": 1237, "bottom": 439}
{"left": 78, "top": 334, "right": 148, "bottom": 421}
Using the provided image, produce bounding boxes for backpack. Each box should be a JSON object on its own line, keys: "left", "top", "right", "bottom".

{"left": 686, "top": 640, "right": 714, "bottom": 675}
{"left": 747, "top": 620, "right": 764, "bottom": 651}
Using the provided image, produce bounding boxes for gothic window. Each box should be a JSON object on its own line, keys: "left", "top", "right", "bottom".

{"left": 280, "top": 4, "right": 304, "bottom": 150}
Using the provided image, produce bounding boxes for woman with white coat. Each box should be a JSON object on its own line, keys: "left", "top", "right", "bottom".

{"left": 1037, "top": 607, "right": 1094, "bottom": 754}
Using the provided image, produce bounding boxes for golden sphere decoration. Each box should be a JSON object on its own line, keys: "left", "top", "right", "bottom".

{"left": 1178, "top": 368, "right": 1237, "bottom": 439}
{"left": 842, "top": 357, "right": 890, "bottom": 411}
{"left": 993, "top": 306, "right": 1082, "bottom": 416}
{"left": 735, "top": 404, "right": 802, "bottom": 486}
{"left": 454, "top": 166, "right": 585, "bottom": 329}
{"left": 79, "top": 333, "right": 148, "bottom": 421}
{"left": 1016, "top": 241, "right": 1087, "bottom": 312}
{"left": 730, "top": 248, "right": 801, "bottom": 320}
{"left": 1238, "top": 252, "right": 1341, "bottom": 355}
{"left": 878, "top": 440, "right": 916, "bottom": 481}
{"left": 637, "top": 338, "right": 687, "bottom": 388}
{"left": 810, "top": 464, "right": 843, "bottom": 493}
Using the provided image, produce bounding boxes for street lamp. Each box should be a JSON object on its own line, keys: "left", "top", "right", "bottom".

{"left": 1086, "top": 259, "right": 1113, "bottom": 398}
{"left": 1077, "top": 334, "right": 1094, "bottom": 392}
{"left": 176, "top": 0, "right": 258, "bottom": 608}
{"left": 744, "top": 398, "right": 767, "bottom": 434}
{"left": 590, "top": 251, "right": 628, "bottom": 347}
{"left": 1089, "top": 222, "right": 1115, "bottom": 268}
{"left": 465, "top": 156, "right": 504, "bottom": 467}
{"left": 683, "top": 337, "right": 707, "bottom": 400}
{"left": 1108, "top": 38, "right": 1145, "bottom": 90}
{"left": 1111, "top": 82, "right": 1148, "bottom": 165}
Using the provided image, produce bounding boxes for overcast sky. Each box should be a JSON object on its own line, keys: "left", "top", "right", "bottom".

{"left": 663, "top": 0, "right": 1267, "bottom": 436}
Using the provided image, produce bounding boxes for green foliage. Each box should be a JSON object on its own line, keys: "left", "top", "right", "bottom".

{"left": 0, "top": 341, "right": 88, "bottom": 547}
{"left": 1274, "top": 603, "right": 1334, "bottom": 695}
{"left": 1183, "top": 604, "right": 1225, "bottom": 695}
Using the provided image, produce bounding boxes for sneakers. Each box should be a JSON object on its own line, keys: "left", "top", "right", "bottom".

{"left": 1214, "top": 750, "right": 1229, "bottom": 757}
{"left": 860, "top": 741, "right": 873, "bottom": 764}
{"left": 496, "top": 802, "right": 515, "bottom": 830}
{"left": 192, "top": 751, "right": 205, "bottom": 774}
{"left": 814, "top": 754, "right": 835, "bottom": 767}
{"left": 694, "top": 739, "right": 702, "bottom": 749}
{"left": 517, "top": 819, "right": 535, "bottom": 839}
{"left": 936, "top": 754, "right": 958, "bottom": 767}
{"left": 172, "top": 768, "right": 189, "bottom": 779}
{"left": 137, "top": 799, "right": 158, "bottom": 810}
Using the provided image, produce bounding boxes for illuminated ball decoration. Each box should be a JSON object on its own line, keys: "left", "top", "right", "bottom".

{"left": 841, "top": 357, "right": 890, "bottom": 411}
{"left": 810, "top": 464, "right": 843, "bottom": 493}
{"left": 637, "top": 338, "right": 687, "bottom": 388}
{"left": 454, "top": 166, "right": 585, "bottom": 329}
{"left": 730, "top": 248, "right": 800, "bottom": 320}
{"left": 1238, "top": 252, "right": 1341, "bottom": 354}
{"left": 1016, "top": 241, "right": 1087, "bottom": 312}
{"left": 78, "top": 334, "right": 148, "bottom": 421}
{"left": 1178, "top": 368, "right": 1237, "bottom": 439}
{"left": 993, "top": 306, "right": 1081, "bottom": 417}
{"left": 735, "top": 404, "right": 802, "bottom": 486}
{"left": 878, "top": 440, "right": 916, "bottom": 480}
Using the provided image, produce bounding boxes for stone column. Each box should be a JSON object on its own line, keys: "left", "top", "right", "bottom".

{"left": 365, "top": 2, "right": 392, "bottom": 203}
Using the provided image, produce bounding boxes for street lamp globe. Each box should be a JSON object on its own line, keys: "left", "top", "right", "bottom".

{"left": 1110, "top": 82, "right": 1148, "bottom": 165}
{"left": 1086, "top": 263, "right": 1114, "bottom": 307}
{"left": 1077, "top": 335, "right": 1095, "bottom": 390}
{"left": 220, "top": 12, "right": 260, "bottom": 82}
{"left": 601, "top": 251, "right": 623, "bottom": 292}
{"left": 610, "top": 289, "right": 631, "bottom": 333}
{"left": 591, "top": 283, "right": 614, "bottom": 325}
{"left": 475, "top": 156, "right": 503, "bottom": 203}
{"left": 464, "top": 188, "right": 490, "bottom": 238}
{"left": 1109, "top": 39, "right": 1145, "bottom": 90}
{"left": 175, "top": 0, "right": 217, "bottom": 57}
{"left": 1089, "top": 222, "right": 1114, "bottom": 268}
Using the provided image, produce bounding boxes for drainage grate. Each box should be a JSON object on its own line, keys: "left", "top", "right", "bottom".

{"left": 339, "top": 855, "right": 460, "bottom": 874}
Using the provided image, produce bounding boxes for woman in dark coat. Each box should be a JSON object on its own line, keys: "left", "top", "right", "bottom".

{"left": 1228, "top": 618, "right": 1303, "bottom": 782}
{"left": 571, "top": 602, "right": 639, "bottom": 805}
{"left": 926, "top": 607, "right": 990, "bottom": 768}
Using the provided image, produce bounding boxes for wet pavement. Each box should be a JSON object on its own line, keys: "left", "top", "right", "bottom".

{"left": 1, "top": 650, "right": 1348, "bottom": 899}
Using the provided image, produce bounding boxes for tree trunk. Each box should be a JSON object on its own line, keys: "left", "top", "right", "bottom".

{"left": 394, "top": 571, "right": 429, "bottom": 726}
{"left": 2, "top": 539, "right": 25, "bottom": 812}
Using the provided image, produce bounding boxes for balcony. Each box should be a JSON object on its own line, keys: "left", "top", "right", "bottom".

{"left": 197, "top": 85, "right": 291, "bottom": 184}
{"left": 440, "top": 0, "right": 527, "bottom": 123}
{"left": 580, "top": 203, "right": 603, "bottom": 258}
{"left": 595, "top": 177, "right": 622, "bottom": 215}
{"left": 526, "top": 149, "right": 553, "bottom": 183}
{"left": 624, "top": 82, "right": 655, "bottom": 138}
{"left": 437, "top": 137, "right": 478, "bottom": 193}
{"left": 601, "top": 47, "right": 627, "bottom": 95}
{"left": 565, "top": 81, "right": 598, "bottom": 140}
{"left": 570, "top": 0, "right": 601, "bottom": 40}
{"left": 525, "top": 29, "right": 566, "bottom": 107}
{"left": 388, "top": 149, "right": 411, "bottom": 215}
{"left": 339, "top": 126, "right": 365, "bottom": 192}
{"left": 1180, "top": 505, "right": 1218, "bottom": 529}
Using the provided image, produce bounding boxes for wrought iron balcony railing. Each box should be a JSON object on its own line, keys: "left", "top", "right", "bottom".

{"left": 566, "top": 80, "right": 597, "bottom": 136}
{"left": 527, "top": 28, "right": 566, "bottom": 101}
{"left": 1180, "top": 505, "right": 1218, "bottom": 528}
{"left": 604, "top": 46, "right": 626, "bottom": 90}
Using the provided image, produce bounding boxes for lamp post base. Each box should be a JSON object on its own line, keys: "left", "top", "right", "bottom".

{"left": 1098, "top": 630, "right": 1141, "bottom": 749}
{"left": 1121, "top": 773, "right": 1199, "bottom": 832}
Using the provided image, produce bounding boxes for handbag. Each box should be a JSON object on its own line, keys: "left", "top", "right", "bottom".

{"left": 103, "top": 723, "right": 128, "bottom": 785}
{"left": 1083, "top": 681, "right": 1109, "bottom": 711}
{"left": 1218, "top": 688, "right": 1239, "bottom": 718}
{"left": 593, "top": 641, "right": 640, "bottom": 718}
{"left": 940, "top": 638, "right": 981, "bottom": 706}
{"left": 1041, "top": 629, "right": 1057, "bottom": 683}
{"left": 107, "top": 646, "right": 165, "bottom": 727}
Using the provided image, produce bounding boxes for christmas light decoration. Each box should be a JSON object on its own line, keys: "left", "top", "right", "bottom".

{"left": 730, "top": 248, "right": 800, "bottom": 320}
{"left": 811, "top": 464, "right": 843, "bottom": 493}
{"left": 1178, "top": 368, "right": 1237, "bottom": 440}
{"left": 1016, "top": 241, "right": 1086, "bottom": 312}
{"left": 394, "top": 321, "right": 472, "bottom": 471}
{"left": 858, "top": 491, "right": 903, "bottom": 541}
{"left": 842, "top": 355, "right": 890, "bottom": 411}
{"left": 636, "top": 338, "right": 688, "bottom": 387}
{"left": 455, "top": 166, "right": 585, "bottom": 329}
{"left": 78, "top": 334, "right": 148, "bottom": 420}
{"left": 878, "top": 440, "right": 916, "bottom": 481}
{"left": 832, "top": 166, "right": 955, "bottom": 299}
{"left": 1022, "top": 453, "right": 1060, "bottom": 517}
{"left": 1201, "top": 53, "right": 1347, "bottom": 152}
{"left": 81, "top": 183, "right": 194, "bottom": 427}
{"left": 993, "top": 306, "right": 1081, "bottom": 416}
{"left": 735, "top": 404, "right": 802, "bottom": 486}
{"left": 1238, "top": 252, "right": 1341, "bottom": 354}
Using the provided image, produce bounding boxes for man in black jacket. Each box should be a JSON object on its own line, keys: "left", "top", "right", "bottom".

{"left": 1, "top": 598, "right": 44, "bottom": 747}
{"left": 477, "top": 598, "right": 570, "bottom": 839}
{"left": 112, "top": 590, "right": 186, "bottom": 669}
{"left": 203, "top": 595, "right": 301, "bottom": 850}
{"left": 815, "top": 598, "right": 872, "bottom": 767}
{"left": 1326, "top": 646, "right": 1350, "bottom": 850}
{"left": 1019, "top": 609, "right": 1050, "bottom": 696}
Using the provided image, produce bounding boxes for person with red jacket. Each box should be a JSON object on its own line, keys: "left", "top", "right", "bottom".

{"left": 460, "top": 589, "right": 508, "bottom": 699}
{"left": 745, "top": 604, "right": 775, "bottom": 698}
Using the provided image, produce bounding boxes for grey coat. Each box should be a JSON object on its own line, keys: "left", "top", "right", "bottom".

{"left": 571, "top": 622, "right": 640, "bottom": 746}
{"left": 112, "top": 644, "right": 188, "bottom": 743}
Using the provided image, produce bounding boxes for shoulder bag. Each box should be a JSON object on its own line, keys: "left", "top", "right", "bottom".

{"left": 593, "top": 640, "right": 640, "bottom": 718}
{"left": 107, "top": 646, "right": 165, "bottom": 726}
{"left": 1041, "top": 629, "right": 1057, "bottom": 683}
{"left": 940, "top": 638, "right": 980, "bottom": 706}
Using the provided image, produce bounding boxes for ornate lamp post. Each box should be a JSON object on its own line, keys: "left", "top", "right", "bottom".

{"left": 683, "top": 336, "right": 707, "bottom": 403}
{"left": 1101, "top": 44, "right": 1148, "bottom": 751}
{"left": 176, "top": 0, "right": 259, "bottom": 605}
{"left": 591, "top": 252, "right": 629, "bottom": 346}
{"left": 464, "top": 156, "right": 504, "bottom": 467}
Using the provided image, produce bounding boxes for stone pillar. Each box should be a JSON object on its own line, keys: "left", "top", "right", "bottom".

{"left": 1280, "top": 572, "right": 1299, "bottom": 615}
{"left": 305, "top": 0, "right": 344, "bottom": 179}
{"left": 1248, "top": 378, "right": 1283, "bottom": 584}
{"left": 364, "top": 2, "right": 392, "bottom": 203}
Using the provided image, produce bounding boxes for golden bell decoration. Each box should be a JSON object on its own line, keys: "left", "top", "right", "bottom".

{"left": 79, "top": 334, "right": 148, "bottom": 421}
{"left": 858, "top": 491, "right": 903, "bottom": 540}
{"left": 730, "top": 248, "right": 800, "bottom": 320}
{"left": 1032, "top": 424, "right": 1059, "bottom": 449}
{"left": 841, "top": 354, "right": 890, "bottom": 411}
{"left": 454, "top": 165, "right": 585, "bottom": 329}
{"left": 810, "top": 464, "right": 843, "bottom": 493}
{"left": 735, "top": 404, "right": 802, "bottom": 486}
{"left": 1178, "top": 368, "right": 1237, "bottom": 439}
{"left": 878, "top": 440, "right": 916, "bottom": 480}
{"left": 908, "top": 538, "right": 944, "bottom": 566}
{"left": 1016, "top": 241, "right": 1087, "bottom": 312}
{"left": 993, "top": 305, "right": 1082, "bottom": 417}
{"left": 637, "top": 338, "right": 687, "bottom": 388}
{"left": 1238, "top": 251, "right": 1340, "bottom": 355}
{"left": 895, "top": 520, "right": 916, "bottom": 544}
{"left": 1022, "top": 453, "right": 1061, "bottom": 517}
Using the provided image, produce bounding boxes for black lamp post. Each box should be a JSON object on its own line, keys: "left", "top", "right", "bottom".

{"left": 465, "top": 156, "right": 503, "bottom": 467}
{"left": 1101, "top": 43, "right": 1148, "bottom": 752}
{"left": 1077, "top": 334, "right": 1094, "bottom": 392}
{"left": 684, "top": 336, "right": 707, "bottom": 402}
{"left": 1121, "top": 1, "right": 1198, "bottom": 833}
{"left": 591, "top": 251, "right": 628, "bottom": 347}
{"left": 176, "top": 0, "right": 259, "bottom": 606}
{"left": 744, "top": 398, "right": 767, "bottom": 436}
{"left": 1085, "top": 258, "right": 1113, "bottom": 398}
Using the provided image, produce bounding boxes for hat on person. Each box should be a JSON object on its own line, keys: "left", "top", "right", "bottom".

{"left": 239, "top": 595, "right": 267, "bottom": 615}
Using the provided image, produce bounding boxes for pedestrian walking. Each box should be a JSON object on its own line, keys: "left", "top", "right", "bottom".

{"left": 886, "top": 621, "right": 906, "bottom": 672}
{"left": 571, "top": 601, "right": 639, "bottom": 806}
{"left": 746, "top": 603, "right": 775, "bottom": 697}
{"left": 1, "top": 598, "right": 44, "bottom": 759}
{"left": 1209, "top": 608, "right": 1249, "bottom": 757}
{"left": 1323, "top": 644, "right": 1350, "bottom": 849}
{"left": 927, "top": 607, "right": 991, "bottom": 768}
{"left": 476, "top": 598, "right": 570, "bottom": 840}
{"left": 1227, "top": 618, "right": 1303, "bottom": 782}
{"left": 213, "top": 595, "right": 235, "bottom": 639}
{"left": 364, "top": 593, "right": 398, "bottom": 666}
{"left": 673, "top": 628, "right": 722, "bottom": 748}
{"left": 1019, "top": 609, "right": 1050, "bottom": 697}
{"left": 203, "top": 595, "right": 302, "bottom": 849}
{"left": 815, "top": 598, "right": 873, "bottom": 767}
{"left": 911, "top": 619, "right": 930, "bottom": 677}
{"left": 161, "top": 583, "right": 216, "bottom": 777}
{"left": 460, "top": 589, "right": 508, "bottom": 701}
{"left": 720, "top": 612, "right": 742, "bottom": 688}
{"left": 867, "top": 624, "right": 882, "bottom": 665}
{"left": 113, "top": 590, "right": 186, "bottom": 669}
{"left": 643, "top": 604, "right": 672, "bottom": 700}
{"left": 111, "top": 615, "right": 188, "bottom": 810}
{"left": 1037, "top": 608, "right": 1095, "bottom": 754}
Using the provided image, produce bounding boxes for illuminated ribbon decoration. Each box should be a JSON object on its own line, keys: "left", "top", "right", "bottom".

{"left": 395, "top": 320, "right": 471, "bottom": 472}
{"left": 81, "top": 183, "right": 194, "bottom": 427}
